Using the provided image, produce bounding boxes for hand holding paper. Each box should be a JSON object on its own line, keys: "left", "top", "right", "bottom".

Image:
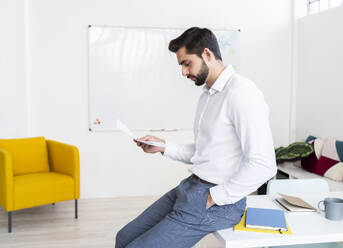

{"left": 135, "top": 135, "right": 166, "bottom": 155}
{"left": 116, "top": 120, "right": 166, "bottom": 148}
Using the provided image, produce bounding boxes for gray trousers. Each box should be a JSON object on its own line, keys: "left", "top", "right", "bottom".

{"left": 115, "top": 175, "right": 246, "bottom": 248}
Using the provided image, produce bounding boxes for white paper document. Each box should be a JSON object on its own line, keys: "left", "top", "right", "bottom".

{"left": 116, "top": 120, "right": 166, "bottom": 147}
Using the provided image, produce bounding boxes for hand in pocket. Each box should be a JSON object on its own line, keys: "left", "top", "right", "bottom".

{"left": 206, "top": 192, "right": 216, "bottom": 210}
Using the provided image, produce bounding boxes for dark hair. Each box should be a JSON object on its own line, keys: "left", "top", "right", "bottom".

{"left": 168, "top": 27, "right": 222, "bottom": 61}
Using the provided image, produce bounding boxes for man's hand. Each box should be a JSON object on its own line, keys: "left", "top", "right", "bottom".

{"left": 135, "top": 135, "right": 165, "bottom": 154}
{"left": 206, "top": 193, "right": 216, "bottom": 209}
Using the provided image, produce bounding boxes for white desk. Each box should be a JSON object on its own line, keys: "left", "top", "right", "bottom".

{"left": 214, "top": 191, "right": 343, "bottom": 248}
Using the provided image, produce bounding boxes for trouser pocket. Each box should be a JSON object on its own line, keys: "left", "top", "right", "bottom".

{"left": 173, "top": 180, "right": 210, "bottom": 217}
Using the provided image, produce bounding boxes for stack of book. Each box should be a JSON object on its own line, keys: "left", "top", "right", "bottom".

{"left": 234, "top": 207, "right": 292, "bottom": 234}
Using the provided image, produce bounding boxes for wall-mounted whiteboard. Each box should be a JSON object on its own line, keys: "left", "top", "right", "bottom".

{"left": 88, "top": 26, "right": 240, "bottom": 131}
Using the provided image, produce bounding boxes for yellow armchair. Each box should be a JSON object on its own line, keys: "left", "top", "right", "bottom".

{"left": 0, "top": 137, "right": 80, "bottom": 233}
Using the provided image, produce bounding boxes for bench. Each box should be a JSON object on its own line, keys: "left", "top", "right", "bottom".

{"left": 277, "top": 162, "right": 343, "bottom": 191}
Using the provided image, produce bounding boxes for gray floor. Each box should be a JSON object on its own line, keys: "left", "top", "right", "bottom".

{"left": 0, "top": 196, "right": 222, "bottom": 248}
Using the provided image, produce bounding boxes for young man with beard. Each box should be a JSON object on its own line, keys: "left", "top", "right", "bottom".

{"left": 115, "top": 27, "right": 277, "bottom": 248}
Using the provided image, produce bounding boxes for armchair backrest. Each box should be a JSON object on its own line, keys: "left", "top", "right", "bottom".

{"left": 0, "top": 137, "right": 50, "bottom": 176}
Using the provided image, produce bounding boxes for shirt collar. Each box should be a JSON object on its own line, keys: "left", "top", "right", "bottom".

{"left": 203, "top": 65, "right": 235, "bottom": 95}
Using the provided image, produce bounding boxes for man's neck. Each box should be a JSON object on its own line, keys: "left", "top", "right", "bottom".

{"left": 205, "top": 63, "right": 226, "bottom": 88}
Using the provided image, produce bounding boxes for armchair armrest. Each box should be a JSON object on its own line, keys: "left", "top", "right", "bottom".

{"left": 0, "top": 148, "right": 14, "bottom": 211}
{"left": 46, "top": 140, "right": 80, "bottom": 199}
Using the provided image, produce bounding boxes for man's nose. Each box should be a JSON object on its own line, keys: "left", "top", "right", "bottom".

{"left": 182, "top": 67, "right": 189, "bottom": 77}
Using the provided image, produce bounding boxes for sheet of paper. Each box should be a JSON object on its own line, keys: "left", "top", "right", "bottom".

{"left": 116, "top": 120, "right": 137, "bottom": 139}
{"left": 279, "top": 193, "right": 315, "bottom": 210}
{"left": 116, "top": 120, "right": 165, "bottom": 148}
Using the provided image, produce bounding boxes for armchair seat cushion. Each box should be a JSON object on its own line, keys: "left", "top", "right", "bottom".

{"left": 14, "top": 172, "right": 74, "bottom": 210}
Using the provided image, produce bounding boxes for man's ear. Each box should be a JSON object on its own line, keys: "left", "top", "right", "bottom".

{"left": 202, "top": 48, "right": 213, "bottom": 63}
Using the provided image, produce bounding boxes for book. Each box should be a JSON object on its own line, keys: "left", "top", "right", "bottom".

{"left": 245, "top": 207, "right": 287, "bottom": 231}
{"left": 275, "top": 193, "right": 316, "bottom": 212}
{"left": 234, "top": 209, "right": 292, "bottom": 235}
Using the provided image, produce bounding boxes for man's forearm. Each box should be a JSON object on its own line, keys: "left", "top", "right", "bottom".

{"left": 163, "top": 141, "right": 195, "bottom": 164}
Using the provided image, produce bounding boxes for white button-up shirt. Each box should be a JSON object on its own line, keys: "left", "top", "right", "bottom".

{"left": 163, "top": 65, "right": 277, "bottom": 205}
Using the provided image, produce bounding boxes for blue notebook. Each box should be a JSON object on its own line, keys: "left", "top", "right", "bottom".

{"left": 245, "top": 207, "right": 287, "bottom": 231}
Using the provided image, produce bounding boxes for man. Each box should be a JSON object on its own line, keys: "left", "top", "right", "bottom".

{"left": 115, "top": 27, "right": 277, "bottom": 248}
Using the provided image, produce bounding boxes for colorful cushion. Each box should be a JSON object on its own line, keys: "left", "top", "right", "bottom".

{"left": 314, "top": 138, "right": 343, "bottom": 181}
{"left": 301, "top": 136, "right": 343, "bottom": 181}
{"left": 0, "top": 137, "right": 50, "bottom": 176}
{"left": 301, "top": 136, "right": 324, "bottom": 172}
{"left": 275, "top": 142, "right": 314, "bottom": 164}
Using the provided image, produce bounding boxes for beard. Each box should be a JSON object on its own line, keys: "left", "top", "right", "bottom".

{"left": 187, "top": 59, "right": 209, "bottom": 86}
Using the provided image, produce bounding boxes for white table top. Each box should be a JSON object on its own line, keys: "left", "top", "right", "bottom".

{"left": 214, "top": 191, "right": 343, "bottom": 248}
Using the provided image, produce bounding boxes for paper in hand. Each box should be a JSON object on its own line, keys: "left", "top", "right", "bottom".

{"left": 116, "top": 120, "right": 165, "bottom": 148}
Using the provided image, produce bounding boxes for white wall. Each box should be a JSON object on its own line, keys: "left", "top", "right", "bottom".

{"left": 288, "top": 0, "right": 308, "bottom": 143}
{"left": 0, "top": 0, "right": 28, "bottom": 138}
{"left": 296, "top": 6, "right": 343, "bottom": 141}
{"left": 8, "top": 0, "right": 293, "bottom": 198}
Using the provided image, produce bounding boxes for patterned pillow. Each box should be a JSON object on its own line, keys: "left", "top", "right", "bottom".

{"left": 313, "top": 138, "right": 343, "bottom": 181}
{"left": 301, "top": 136, "right": 324, "bottom": 172}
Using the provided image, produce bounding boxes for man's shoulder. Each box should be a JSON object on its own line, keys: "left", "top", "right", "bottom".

{"left": 227, "top": 73, "right": 262, "bottom": 98}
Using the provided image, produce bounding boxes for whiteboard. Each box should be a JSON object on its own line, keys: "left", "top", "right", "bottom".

{"left": 88, "top": 26, "right": 240, "bottom": 131}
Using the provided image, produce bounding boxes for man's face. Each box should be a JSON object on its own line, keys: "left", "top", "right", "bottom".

{"left": 176, "top": 47, "right": 209, "bottom": 86}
